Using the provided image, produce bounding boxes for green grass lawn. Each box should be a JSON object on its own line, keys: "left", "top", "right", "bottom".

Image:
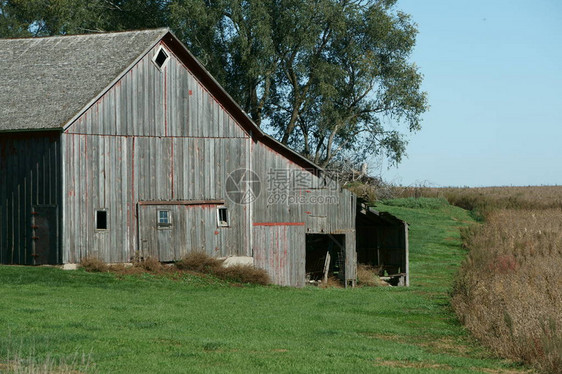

{"left": 0, "top": 199, "right": 532, "bottom": 373}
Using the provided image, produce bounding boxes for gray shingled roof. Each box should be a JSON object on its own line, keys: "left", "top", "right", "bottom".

{"left": 0, "top": 29, "right": 168, "bottom": 132}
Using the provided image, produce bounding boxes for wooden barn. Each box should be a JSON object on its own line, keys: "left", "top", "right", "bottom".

{"left": 0, "top": 29, "right": 408, "bottom": 287}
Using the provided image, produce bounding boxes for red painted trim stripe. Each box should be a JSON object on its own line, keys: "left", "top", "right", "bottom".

{"left": 253, "top": 222, "right": 305, "bottom": 227}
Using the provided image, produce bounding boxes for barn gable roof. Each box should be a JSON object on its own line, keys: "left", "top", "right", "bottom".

{"left": 0, "top": 28, "right": 323, "bottom": 172}
{"left": 0, "top": 29, "right": 167, "bottom": 132}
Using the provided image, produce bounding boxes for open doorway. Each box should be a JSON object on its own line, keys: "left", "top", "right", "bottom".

{"left": 305, "top": 234, "right": 345, "bottom": 284}
{"left": 356, "top": 201, "right": 409, "bottom": 286}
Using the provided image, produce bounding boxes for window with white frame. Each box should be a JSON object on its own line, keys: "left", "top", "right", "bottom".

{"left": 157, "top": 210, "right": 172, "bottom": 229}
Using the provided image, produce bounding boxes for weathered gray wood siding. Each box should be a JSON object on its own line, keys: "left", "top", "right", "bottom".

{"left": 138, "top": 202, "right": 243, "bottom": 261}
{"left": 250, "top": 141, "right": 356, "bottom": 284}
{"left": 253, "top": 223, "right": 306, "bottom": 287}
{"left": 251, "top": 142, "right": 356, "bottom": 233}
{"left": 0, "top": 132, "right": 61, "bottom": 264}
{"left": 62, "top": 42, "right": 250, "bottom": 262}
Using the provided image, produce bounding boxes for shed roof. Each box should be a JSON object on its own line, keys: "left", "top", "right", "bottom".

{"left": 0, "top": 29, "right": 167, "bottom": 131}
{"left": 356, "top": 200, "right": 407, "bottom": 226}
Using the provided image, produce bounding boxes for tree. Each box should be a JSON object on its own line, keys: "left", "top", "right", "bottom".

{"left": 0, "top": 0, "right": 28, "bottom": 37}
{"left": 0, "top": 0, "right": 168, "bottom": 37}
{"left": 169, "top": 0, "right": 276, "bottom": 127}
{"left": 170, "top": 0, "right": 427, "bottom": 167}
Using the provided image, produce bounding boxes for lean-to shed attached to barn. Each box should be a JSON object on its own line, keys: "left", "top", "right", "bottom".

{"left": 356, "top": 201, "right": 409, "bottom": 286}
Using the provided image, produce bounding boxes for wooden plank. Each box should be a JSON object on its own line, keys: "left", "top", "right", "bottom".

{"left": 345, "top": 232, "right": 357, "bottom": 288}
{"left": 139, "top": 200, "right": 225, "bottom": 206}
{"left": 323, "top": 252, "right": 331, "bottom": 284}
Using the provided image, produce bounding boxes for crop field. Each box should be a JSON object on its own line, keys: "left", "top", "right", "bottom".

{"left": 398, "top": 186, "right": 562, "bottom": 373}
{"left": 396, "top": 186, "right": 562, "bottom": 219}
{"left": 0, "top": 198, "right": 531, "bottom": 373}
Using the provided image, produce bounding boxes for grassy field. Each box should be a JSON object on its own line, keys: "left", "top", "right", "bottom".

{"left": 0, "top": 199, "right": 531, "bottom": 373}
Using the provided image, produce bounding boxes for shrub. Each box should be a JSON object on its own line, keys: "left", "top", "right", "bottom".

{"left": 134, "top": 256, "right": 162, "bottom": 272}
{"left": 79, "top": 257, "right": 108, "bottom": 272}
{"left": 346, "top": 182, "right": 378, "bottom": 202}
{"left": 212, "top": 265, "right": 270, "bottom": 285}
{"left": 487, "top": 254, "right": 518, "bottom": 274}
{"left": 175, "top": 251, "right": 224, "bottom": 272}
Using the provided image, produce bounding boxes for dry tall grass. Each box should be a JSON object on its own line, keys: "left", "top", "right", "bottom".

{"left": 80, "top": 251, "right": 271, "bottom": 286}
{"left": 213, "top": 265, "right": 270, "bottom": 285}
{"left": 79, "top": 257, "right": 109, "bottom": 272}
{"left": 395, "top": 186, "right": 562, "bottom": 219}
{"left": 356, "top": 264, "right": 387, "bottom": 287}
{"left": 175, "top": 251, "right": 224, "bottom": 272}
{"left": 452, "top": 208, "right": 562, "bottom": 373}
{"left": 2, "top": 350, "right": 93, "bottom": 373}
{"left": 395, "top": 185, "right": 562, "bottom": 372}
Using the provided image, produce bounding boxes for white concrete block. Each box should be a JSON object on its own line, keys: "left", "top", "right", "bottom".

{"left": 221, "top": 256, "right": 254, "bottom": 267}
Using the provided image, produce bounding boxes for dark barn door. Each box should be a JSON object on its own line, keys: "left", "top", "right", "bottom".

{"left": 32, "top": 206, "right": 59, "bottom": 265}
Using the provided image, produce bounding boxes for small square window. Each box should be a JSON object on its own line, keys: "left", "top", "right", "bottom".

{"left": 217, "top": 207, "right": 229, "bottom": 227}
{"left": 158, "top": 210, "right": 172, "bottom": 228}
{"left": 96, "top": 210, "right": 108, "bottom": 230}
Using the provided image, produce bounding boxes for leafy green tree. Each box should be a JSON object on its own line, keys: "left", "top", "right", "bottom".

{"left": 0, "top": 0, "right": 167, "bottom": 37}
{"left": 169, "top": 0, "right": 276, "bottom": 127}
{"left": 170, "top": 0, "right": 427, "bottom": 167}
{"left": 0, "top": 0, "right": 28, "bottom": 37}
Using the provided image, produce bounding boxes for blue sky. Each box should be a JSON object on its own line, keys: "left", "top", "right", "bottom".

{"left": 378, "top": 0, "right": 562, "bottom": 187}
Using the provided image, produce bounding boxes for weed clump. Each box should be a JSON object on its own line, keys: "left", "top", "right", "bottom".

{"left": 213, "top": 265, "right": 270, "bottom": 285}
{"left": 134, "top": 256, "right": 162, "bottom": 272}
{"left": 175, "top": 251, "right": 224, "bottom": 272}
{"left": 79, "top": 251, "right": 270, "bottom": 286}
{"left": 176, "top": 252, "right": 270, "bottom": 285}
{"left": 79, "top": 257, "right": 109, "bottom": 272}
{"left": 5, "top": 350, "right": 93, "bottom": 373}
